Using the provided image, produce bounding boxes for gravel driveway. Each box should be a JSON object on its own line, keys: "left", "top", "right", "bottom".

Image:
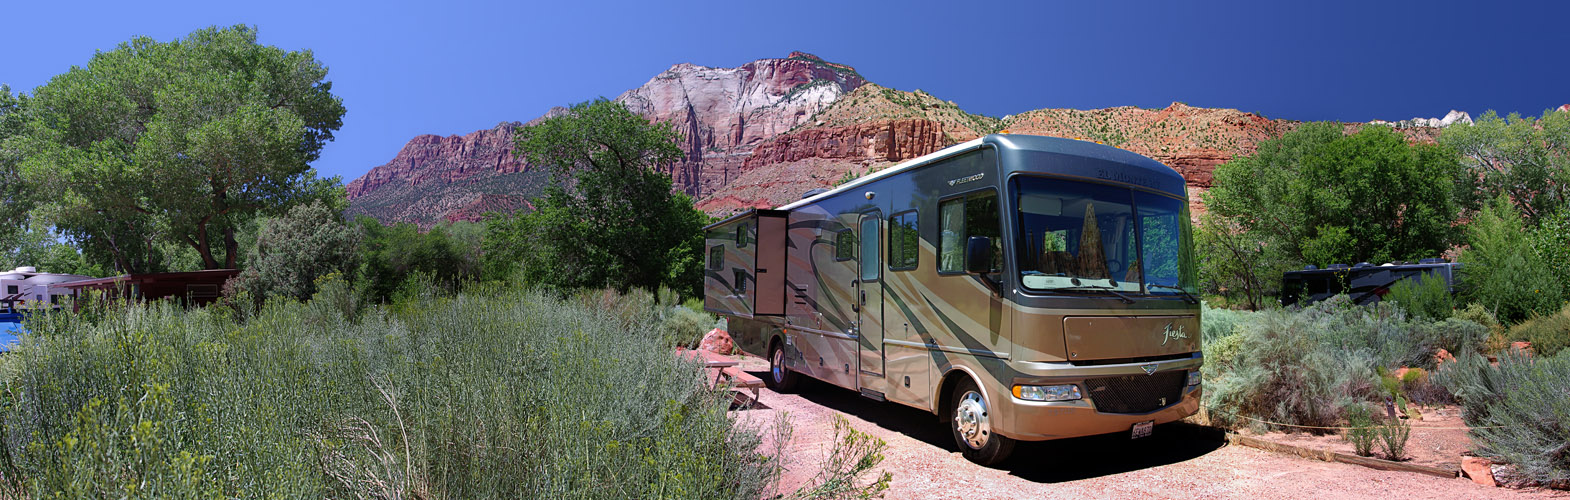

{"left": 732, "top": 358, "right": 1566, "bottom": 500}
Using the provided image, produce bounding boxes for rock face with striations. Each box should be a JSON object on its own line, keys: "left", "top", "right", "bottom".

{"left": 616, "top": 52, "right": 867, "bottom": 197}
{"left": 344, "top": 121, "right": 545, "bottom": 227}
{"left": 344, "top": 52, "right": 1487, "bottom": 226}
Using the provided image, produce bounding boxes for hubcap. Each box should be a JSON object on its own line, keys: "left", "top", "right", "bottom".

{"left": 771, "top": 347, "right": 784, "bottom": 383}
{"left": 953, "top": 391, "right": 991, "bottom": 449}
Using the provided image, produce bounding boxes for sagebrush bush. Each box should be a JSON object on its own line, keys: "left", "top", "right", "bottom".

{"left": 0, "top": 287, "right": 781, "bottom": 498}
{"left": 1436, "top": 350, "right": 1570, "bottom": 487}
{"left": 1200, "top": 301, "right": 1259, "bottom": 345}
{"left": 1454, "top": 303, "right": 1509, "bottom": 354}
{"left": 1202, "top": 295, "right": 1490, "bottom": 430}
{"left": 1507, "top": 303, "right": 1570, "bottom": 357}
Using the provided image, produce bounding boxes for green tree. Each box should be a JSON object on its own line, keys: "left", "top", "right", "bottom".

{"left": 227, "top": 201, "right": 362, "bottom": 303}
{"left": 1202, "top": 123, "right": 1466, "bottom": 301}
{"left": 356, "top": 217, "right": 481, "bottom": 303}
{"left": 15, "top": 26, "right": 345, "bottom": 273}
{"left": 493, "top": 99, "right": 707, "bottom": 298}
{"left": 0, "top": 85, "right": 33, "bottom": 253}
{"left": 1440, "top": 109, "right": 1570, "bottom": 223}
{"left": 1460, "top": 195, "right": 1563, "bottom": 324}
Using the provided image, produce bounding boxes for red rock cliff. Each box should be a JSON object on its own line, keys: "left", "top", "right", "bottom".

{"left": 346, "top": 121, "right": 525, "bottom": 199}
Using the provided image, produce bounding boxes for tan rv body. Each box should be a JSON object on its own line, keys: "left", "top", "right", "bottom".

{"left": 704, "top": 135, "right": 1202, "bottom": 462}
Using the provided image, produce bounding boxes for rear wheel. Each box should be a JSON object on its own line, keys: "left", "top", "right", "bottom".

{"left": 766, "top": 340, "right": 800, "bottom": 393}
{"left": 949, "top": 377, "right": 1014, "bottom": 466}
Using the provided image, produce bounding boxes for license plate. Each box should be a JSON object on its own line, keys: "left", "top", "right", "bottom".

{"left": 1131, "top": 420, "right": 1154, "bottom": 439}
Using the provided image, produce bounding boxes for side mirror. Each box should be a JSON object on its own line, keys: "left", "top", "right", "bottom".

{"left": 965, "top": 236, "right": 993, "bottom": 275}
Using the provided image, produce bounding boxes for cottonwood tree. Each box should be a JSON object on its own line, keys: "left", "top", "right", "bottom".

{"left": 1440, "top": 109, "right": 1570, "bottom": 223}
{"left": 16, "top": 26, "right": 345, "bottom": 273}
{"left": 489, "top": 99, "right": 707, "bottom": 297}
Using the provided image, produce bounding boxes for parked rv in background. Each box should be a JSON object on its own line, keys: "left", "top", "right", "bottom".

{"left": 1280, "top": 259, "right": 1460, "bottom": 307}
{"left": 0, "top": 266, "right": 96, "bottom": 313}
{"left": 704, "top": 134, "right": 1203, "bottom": 465}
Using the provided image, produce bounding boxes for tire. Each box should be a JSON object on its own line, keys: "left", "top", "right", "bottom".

{"left": 765, "top": 340, "right": 800, "bottom": 393}
{"left": 949, "top": 377, "right": 1015, "bottom": 466}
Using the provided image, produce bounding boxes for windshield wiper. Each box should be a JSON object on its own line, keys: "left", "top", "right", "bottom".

{"left": 1056, "top": 284, "right": 1135, "bottom": 304}
{"left": 1147, "top": 283, "right": 1199, "bottom": 304}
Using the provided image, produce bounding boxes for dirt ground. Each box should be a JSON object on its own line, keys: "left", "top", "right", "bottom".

{"left": 1241, "top": 404, "right": 1474, "bottom": 472}
{"left": 730, "top": 356, "right": 1568, "bottom": 500}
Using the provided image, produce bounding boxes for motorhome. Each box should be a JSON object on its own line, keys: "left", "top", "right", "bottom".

{"left": 0, "top": 266, "right": 95, "bottom": 314}
{"left": 703, "top": 134, "right": 1202, "bottom": 465}
{"left": 1280, "top": 260, "right": 1460, "bottom": 307}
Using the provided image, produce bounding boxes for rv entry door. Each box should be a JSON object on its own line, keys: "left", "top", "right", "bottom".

{"left": 857, "top": 213, "right": 885, "bottom": 380}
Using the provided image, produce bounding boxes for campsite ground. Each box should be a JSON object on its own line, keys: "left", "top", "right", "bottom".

{"left": 731, "top": 356, "right": 1568, "bottom": 500}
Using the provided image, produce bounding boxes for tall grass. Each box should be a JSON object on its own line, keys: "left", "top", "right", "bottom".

{"left": 0, "top": 281, "right": 778, "bottom": 498}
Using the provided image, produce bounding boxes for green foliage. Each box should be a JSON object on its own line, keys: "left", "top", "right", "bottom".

{"left": 0, "top": 221, "right": 110, "bottom": 277}
{"left": 0, "top": 286, "right": 782, "bottom": 498}
{"left": 495, "top": 99, "right": 707, "bottom": 298}
{"left": 0, "top": 85, "right": 31, "bottom": 248}
{"left": 226, "top": 201, "right": 363, "bottom": 304}
{"left": 1385, "top": 273, "right": 1454, "bottom": 320}
{"left": 13, "top": 26, "right": 346, "bottom": 273}
{"left": 1459, "top": 195, "right": 1564, "bottom": 323}
{"left": 1202, "top": 295, "right": 1488, "bottom": 430}
{"left": 1435, "top": 350, "right": 1570, "bottom": 486}
{"left": 1377, "top": 419, "right": 1412, "bottom": 461}
{"left": 356, "top": 217, "right": 481, "bottom": 304}
{"left": 1202, "top": 123, "right": 1466, "bottom": 300}
{"left": 1529, "top": 208, "right": 1570, "bottom": 288}
{"left": 791, "top": 415, "right": 891, "bottom": 500}
{"left": 1507, "top": 303, "right": 1570, "bottom": 357}
{"left": 1195, "top": 214, "right": 1298, "bottom": 310}
{"left": 1440, "top": 109, "right": 1570, "bottom": 223}
{"left": 1342, "top": 405, "right": 1378, "bottom": 457}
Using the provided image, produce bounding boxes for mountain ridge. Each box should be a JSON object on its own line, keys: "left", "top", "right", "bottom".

{"left": 345, "top": 53, "right": 1464, "bottom": 226}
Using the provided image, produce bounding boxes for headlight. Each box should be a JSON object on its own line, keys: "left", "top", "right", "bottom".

{"left": 1012, "top": 384, "right": 1082, "bottom": 402}
{"left": 1188, "top": 370, "right": 1202, "bottom": 386}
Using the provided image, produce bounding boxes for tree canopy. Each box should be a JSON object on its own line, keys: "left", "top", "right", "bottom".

{"left": 1439, "top": 109, "right": 1570, "bottom": 223}
{"left": 13, "top": 25, "right": 345, "bottom": 273}
{"left": 1204, "top": 122, "right": 1465, "bottom": 266}
{"left": 487, "top": 98, "right": 707, "bottom": 297}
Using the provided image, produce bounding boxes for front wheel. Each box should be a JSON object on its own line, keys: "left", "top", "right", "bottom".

{"left": 765, "top": 340, "right": 800, "bottom": 393}
{"left": 949, "top": 377, "right": 1014, "bottom": 466}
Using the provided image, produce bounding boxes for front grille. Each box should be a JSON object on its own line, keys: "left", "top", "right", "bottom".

{"left": 1084, "top": 371, "right": 1187, "bottom": 414}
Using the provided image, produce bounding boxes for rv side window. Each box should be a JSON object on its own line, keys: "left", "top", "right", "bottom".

{"left": 708, "top": 245, "right": 724, "bottom": 270}
{"left": 733, "top": 269, "right": 747, "bottom": 294}
{"left": 938, "top": 190, "right": 1001, "bottom": 273}
{"left": 736, "top": 223, "right": 749, "bottom": 248}
{"left": 834, "top": 229, "right": 856, "bottom": 261}
{"left": 889, "top": 211, "right": 919, "bottom": 270}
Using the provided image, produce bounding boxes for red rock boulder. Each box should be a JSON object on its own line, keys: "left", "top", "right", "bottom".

{"left": 1462, "top": 456, "right": 1497, "bottom": 487}
{"left": 699, "top": 328, "right": 735, "bottom": 355}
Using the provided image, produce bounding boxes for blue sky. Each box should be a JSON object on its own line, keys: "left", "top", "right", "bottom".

{"left": 3, "top": 0, "right": 1566, "bottom": 183}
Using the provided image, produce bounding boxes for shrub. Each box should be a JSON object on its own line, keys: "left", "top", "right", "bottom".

{"left": 1460, "top": 196, "right": 1564, "bottom": 324}
{"left": 1203, "top": 297, "right": 1382, "bottom": 430}
{"left": 1343, "top": 406, "right": 1378, "bottom": 457}
{"left": 1377, "top": 420, "right": 1412, "bottom": 461}
{"left": 0, "top": 286, "right": 781, "bottom": 498}
{"left": 1507, "top": 303, "right": 1570, "bottom": 357}
{"left": 1454, "top": 303, "right": 1509, "bottom": 354}
{"left": 1436, "top": 350, "right": 1570, "bottom": 487}
{"left": 1385, "top": 273, "right": 1453, "bottom": 320}
{"left": 1202, "top": 295, "right": 1490, "bottom": 430}
{"left": 792, "top": 415, "right": 892, "bottom": 500}
{"left": 1200, "top": 301, "right": 1260, "bottom": 345}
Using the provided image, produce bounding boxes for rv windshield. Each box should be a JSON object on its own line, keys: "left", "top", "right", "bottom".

{"left": 1014, "top": 177, "right": 1197, "bottom": 296}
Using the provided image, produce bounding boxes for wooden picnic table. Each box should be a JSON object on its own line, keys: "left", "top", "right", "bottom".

{"left": 678, "top": 349, "right": 763, "bottom": 407}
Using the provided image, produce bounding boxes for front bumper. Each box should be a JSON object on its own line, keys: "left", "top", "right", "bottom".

{"left": 992, "top": 354, "right": 1203, "bottom": 441}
